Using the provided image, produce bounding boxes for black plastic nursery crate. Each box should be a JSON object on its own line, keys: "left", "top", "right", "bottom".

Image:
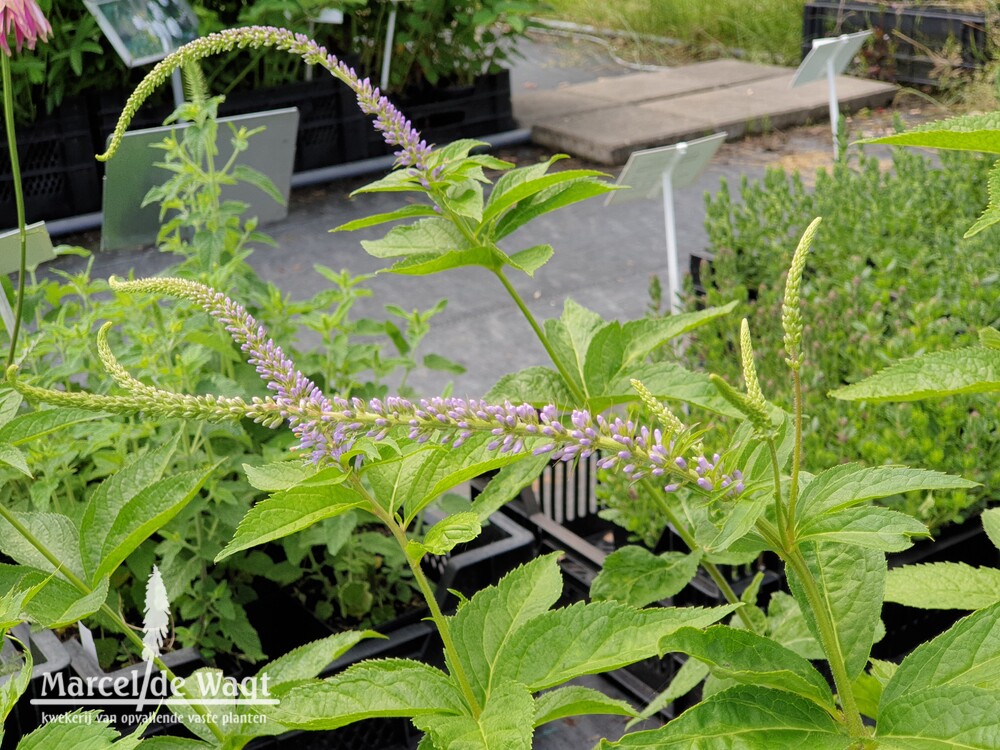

{"left": 61, "top": 636, "right": 203, "bottom": 737}
{"left": 873, "top": 512, "right": 998, "bottom": 662}
{"left": 0, "top": 98, "right": 102, "bottom": 229}
{"left": 219, "top": 77, "right": 370, "bottom": 173}
{"left": 802, "top": 1, "right": 989, "bottom": 88}
{"left": 0, "top": 625, "right": 71, "bottom": 750}
{"left": 243, "top": 510, "right": 533, "bottom": 749}
{"left": 365, "top": 70, "right": 516, "bottom": 158}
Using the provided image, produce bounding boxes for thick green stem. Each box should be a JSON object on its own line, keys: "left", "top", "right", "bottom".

{"left": 783, "top": 547, "right": 866, "bottom": 737}
{"left": 0, "top": 503, "right": 225, "bottom": 740}
{"left": 493, "top": 268, "right": 587, "bottom": 405}
{"left": 349, "top": 475, "right": 483, "bottom": 718}
{"left": 2, "top": 54, "right": 27, "bottom": 370}
{"left": 642, "top": 478, "right": 759, "bottom": 632}
{"left": 767, "top": 440, "right": 788, "bottom": 540}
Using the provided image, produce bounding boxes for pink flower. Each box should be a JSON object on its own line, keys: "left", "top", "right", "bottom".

{"left": 0, "top": 0, "right": 52, "bottom": 56}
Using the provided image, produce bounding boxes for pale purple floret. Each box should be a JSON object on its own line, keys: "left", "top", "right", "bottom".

{"left": 177, "top": 279, "right": 742, "bottom": 495}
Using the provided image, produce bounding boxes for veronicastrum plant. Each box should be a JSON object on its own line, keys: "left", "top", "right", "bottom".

{"left": 3, "top": 26, "right": 999, "bottom": 750}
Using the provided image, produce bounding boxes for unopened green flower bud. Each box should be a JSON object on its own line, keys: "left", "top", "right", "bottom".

{"left": 710, "top": 374, "right": 774, "bottom": 440}
{"left": 782, "top": 217, "right": 821, "bottom": 371}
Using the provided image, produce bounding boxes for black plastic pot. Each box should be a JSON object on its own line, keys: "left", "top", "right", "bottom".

{"left": 0, "top": 625, "right": 71, "bottom": 749}
{"left": 802, "top": 1, "right": 989, "bottom": 88}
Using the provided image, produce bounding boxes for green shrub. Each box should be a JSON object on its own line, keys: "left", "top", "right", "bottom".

{"left": 682, "top": 146, "right": 1000, "bottom": 530}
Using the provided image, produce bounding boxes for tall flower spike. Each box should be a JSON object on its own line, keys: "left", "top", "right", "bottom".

{"left": 0, "top": 0, "right": 52, "bottom": 56}
{"left": 783, "top": 217, "right": 821, "bottom": 371}
{"left": 740, "top": 319, "right": 766, "bottom": 411}
{"left": 97, "top": 27, "right": 430, "bottom": 172}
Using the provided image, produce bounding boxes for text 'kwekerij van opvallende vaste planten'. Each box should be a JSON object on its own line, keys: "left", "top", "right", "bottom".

{"left": 1, "top": 17, "right": 1000, "bottom": 750}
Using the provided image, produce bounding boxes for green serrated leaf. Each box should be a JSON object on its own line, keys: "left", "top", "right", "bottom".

{"left": 882, "top": 600, "right": 1000, "bottom": 710}
{"left": 590, "top": 547, "right": 699, "bottom": 608}
{"left": 361, "top": 218, "right": 471, "bottom": 259}
{"left": 264, "top": 659, "right": 465, "bottom": 730}
{"left": 980, "top": 327, "right": 1000, "bottom": 350}
{"left": 486, "top": 367, "right": 575, "bottom": 409}
{"left": 983, "top": 508, "right": 1000, "bottom": 551}
{"left": 332, "top": 204, "right": 439, "bottom": 233}
{"left": 231, "top": 164, "right": 285, "bottom": 205}
{"left": 796, "top": 506, "right": 929, "bottom": 552}
{"left": 15, "top": 711, "right": 119, "bottom": 748}
{"left": 877, "top": 686, "right": 1000, "bottom": 749}
{"left": 507, "top": 244, "right": 554, "bottom": 276}
{"left": 861, "top": 112, "right": 1000, "bottom": 153}
{"left": 533, "top": 685, "right": 636, "bottom": 727}
{"left": 767, "top": 592, "right": 823, "bottom": 660}
{"left": 386, "top": 246, "right": 500, "bottom": 276}
{"left": 0, "top": 443, "right": 30, "bottom": 477}
{"left": 450, "top": 554, "right": 564, "bottom": 704}
{"left": 659, "top": 626, "right": 836, "bottom": 712}
{"left": 420, "top": 512, "right": 482, "bottom": 555}
{"left": 0, "top": 634, "right": 32, "bottom": 723}
{"left": 602, "top": 360, "right": 743, "bottom": 417}
{"left": 415, "top": 680, "right": 534, "bottom": 750}
{"left": 94, "top": 465, "right": 218, "bottom": 583}
{"left": 243, "top": 460, "right": 318, "bottom": 492}
{"left": 80, "top": 440, "right": 178, "bottom": 580}
{"left": 42, "top": 576, "right": 109, "bottom": 628}
{"left": 494, "top": 179, "right": 618, "bottom": 240}
{"left": 0, "top": 408, "right": 102, "bottom": 446}
{"left": 494, "top": 602, "right": 738, "bottom": 692}
{"left": 830, "top": 347, "right": 1000, "bottom": 402}
{"left": 482, "top": 168, "right": 609, "bottom": 226}
{"left": 886, "top": 562, "right": 1000, "bottom": 610}
{"left": 258, "top": 631, "right": 382, "bottom": 687}
{"left": 787, "top": 542, "right": 884, "bottom": 679}
{"left": 603, "top": 686, "right": 851, "bottom": 749}
{"left": 217, "top": 470, "right": 365, "bottom": 561}
{"left": 469, "top": 454, "right": 547, "bottom": 522}
{"left": 0, "top": 511, "right": 84, "bottom": 581}
{"left": 795, "top": 464, "right": 977, "bottom": 519}
{"left": 619, "top": 301, "right": 738, "bottom": 367}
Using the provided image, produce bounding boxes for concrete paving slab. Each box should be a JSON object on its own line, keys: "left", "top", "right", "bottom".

{"left": 521, "top": 58, "right": 897, "bottom": 165}
{"left": 566, "top": 59, "right": 788, "bottom": 105}
{"left": 531, "top": 106, "right": 718, "bottom": 166}
{"left": 642, "top": 73, "right": 897, "bottom": 141}
{"left": 513, "top": 88, "right": 614, "bottom": 124}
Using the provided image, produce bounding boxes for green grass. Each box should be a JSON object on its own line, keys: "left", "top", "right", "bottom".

{"left": 543, "top": 0, "right": 806, "bottom": 65}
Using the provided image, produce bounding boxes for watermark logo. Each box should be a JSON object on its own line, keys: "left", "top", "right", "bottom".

{"left": 31, "top": 566, "right": 276, "bottom": 728}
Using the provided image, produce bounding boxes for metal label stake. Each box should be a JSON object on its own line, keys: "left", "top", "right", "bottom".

{"left": 607, "top": 132, "right": 726, "bottom": 315}
{"left": 792, "top": 30, "right": 872, "bottom": 159}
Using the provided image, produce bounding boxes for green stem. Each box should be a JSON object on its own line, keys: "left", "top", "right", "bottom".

{"left": 767, "top": 440, "right": 787, "bottom": 537}
{"left": 493, "top": 268, "right": 587, "bottom": 405}
{"left": 2, "top": 54, "right": 27, "bottom": 370}
{"left": 0, "top": 503, "right": 225, "bottom": 740}
{"left": 643, "top": 478, "right": 759, "bottom": 632}
{"left": 348, "top": 475, "right": 483, "bottom": 718}
{"left": 787, "top": 370, "right": 803, "bottom": 527}
{"left": 783, "top": 546, "right": 866, "bottom": 737}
